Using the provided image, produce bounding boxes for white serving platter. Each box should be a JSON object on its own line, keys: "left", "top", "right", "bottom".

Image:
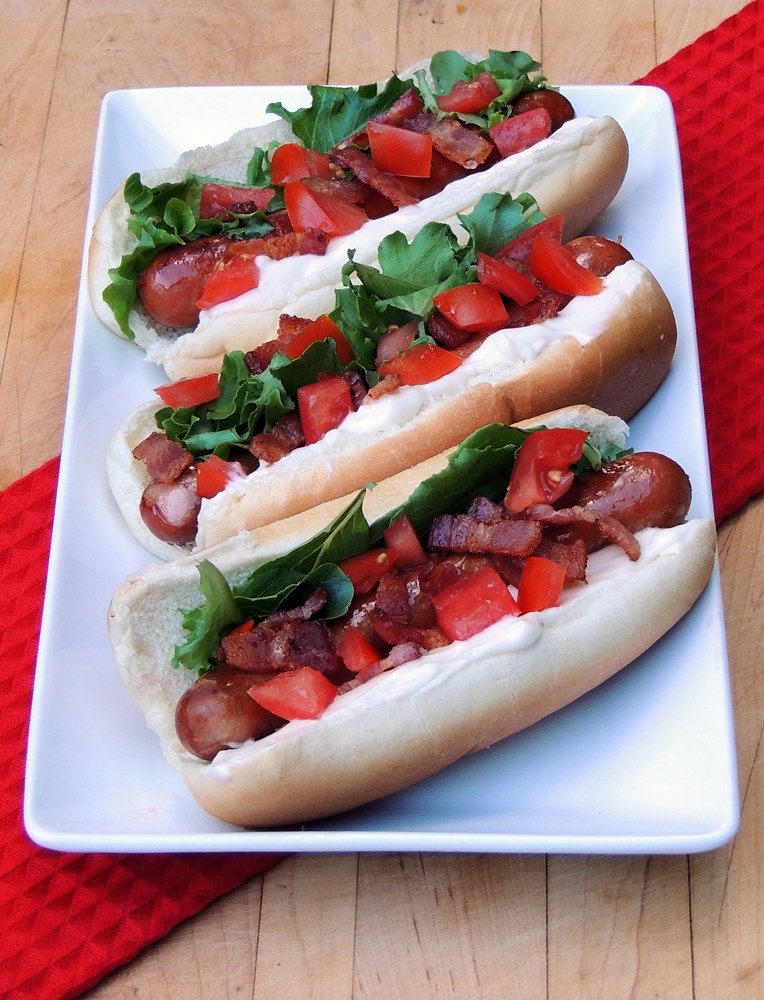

{"left": 23, "top": 83, "right": 739, "bottom": 853}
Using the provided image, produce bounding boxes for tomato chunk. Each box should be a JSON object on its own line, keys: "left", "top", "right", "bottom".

{"left": 432, "top": 283, "right": 510, "bottom": 333}
{"left": 436, "top": 71, "right": 501, "bottom": 113}
{"left": 476, "top": 251, "right": 539, "bottom": 306}
{"left": 432, "top": 565, "right": 519, "bottom": 641}
{"left": 338, "top": 548, "right": 398, "bottom": 594}
{"left": 376, "top": 341, "right": 462, "bottom": 385}
{"left": 154, "top": 372, "right": 220, "bottom": 408}
{"left": 282, "top": 314, "right": 354, "bottom": 366}
{"left": 249, "top": 666, "right": 338, "bottom": 721}
{"left": 367, "top": 122, "right": 433, "bottom": 178}
{"left": 517, "top": 556, "right": 567, "bottom": 613}
{"left": 199, "top": 182, "right": 275, "bottom": 219}
{"left": 195, "top": 454, "right": 245, "bottom": 499}
{"left": 488, "top": 108, "right": 552, "bottom": 157}
{"left": 270, "top": 143, "right": 335, "bottom": 185}
{"left": 297, "top": 376, "right": 354, "bottom": 445}
{"left": 383, "top": 515, "right": 428, "bottom": 569}
{"left": 504, "top": 428, "right": 589, "bottom": 513}
{"left": 529, "top": 235, "right": 603, "bottom": 296}
{"left": 336, "top": 626, "right": 382, "bottom": 673}
{"left": 497, "top": 214, "right": 565, "bottom": 264}
{"left": 195, "top": 247, "right": 259, "bottom": 310}
{"left": 284, "top": 180, "right": 369, "bottom": 237}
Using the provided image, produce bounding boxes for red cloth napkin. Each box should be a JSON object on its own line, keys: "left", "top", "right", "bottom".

{"left": 3, "top": 3, "right": 764, "bottom": 997}
{"left": 637, "top": 0, "right": 764, "bottom": 521}
{"left": 0, "top": 460, "right": 282, "bottom": 1000}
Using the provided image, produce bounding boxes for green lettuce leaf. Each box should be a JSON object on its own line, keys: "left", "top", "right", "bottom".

{"left": 266, "top": 76, "right": 410, "bottom": 152}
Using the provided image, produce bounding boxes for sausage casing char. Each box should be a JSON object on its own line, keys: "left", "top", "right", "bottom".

{"left": 176, "top": 450, "right": 692, "bottom": 761}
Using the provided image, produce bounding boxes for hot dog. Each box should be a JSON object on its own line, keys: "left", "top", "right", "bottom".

{"left": 107, "top": 192, "right": 677, "bottom": 560}
{"left": 88, "top": 50, "right": 629, "bottom": 380}
{"left": 107, "top": 405, "right": 716, "bottom": 828}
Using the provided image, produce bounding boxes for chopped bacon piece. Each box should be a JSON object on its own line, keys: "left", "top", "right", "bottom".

{"left": 365, "top": 373, "right": 402, "bottom": 401}
{"left": 244, "top": 339, "right": 281, "bottom": 373}
{"left": 534, "top": 535, "right": 589, "bottom": 582}
{"left": 407, "top": 114, "right": 494, "bottom": 169}
{"left": 294, "top": 228, "right": 331, "bottom": 256}
{"left": 522, "top": 504, "right": 642, "bottom": 561}
{"left": 329, "top": 146, "right": 420, "bottom": 208}
{"left": 335, "top": 88, "right": 426, "bottom": 150}
{"left": 426, "top": 310, "right": 471, "bottom": 349}
{"left": 427, "top": 511, "right": 543, "bottom": 557}
{"left": 260, "top": 587, "right": 328, "bottom": 629}
{"left": 372, "top": 88, "right": 426, "bottom": 129}
{"left": 132, "top": 432, "right": 194, "bottom": 485}
{"left": 339, "top": 369, "right": 369, "bottom": 408}
{"left": 248, "top": 412, "right": 305, "bottom": 463}
{"left": 220, "top": 619, "right": 341, "bottom": 678}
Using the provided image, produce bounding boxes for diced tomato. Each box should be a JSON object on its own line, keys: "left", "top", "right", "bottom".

{"left": 432, "top": 283, "right": 510, "bottom": 333}
{"left": 497, "top": 214, "right": 565, "bottom": 265}
{"left": 269, "top": 143, "right": 336, "bottom": 185}
{"left": 436, "top": 71, "right": 501, "bottom": 113}
{"left": 336, "top": 626, "right": 382, "bottom": 673}
{"left": 249, "top": 666, "right": 338, "bottom": 721}
{"left": 297, "top": 375, "right": 354, "bottom": 445}
{"left": 199, "top": 182, "right": 275, "bottom": 219}
{"left": 230, "top": 619, "right": 254, "bottom": 634}
{"left": 529, "top": 235, "right": 604, "bottom": 296}
{"left": 154, "top": 372, "right": 221, "bottom": 408}
{"left": 376, "top": 341, "right": 462, "bottom": 385}
{"left": 504, "top": 428, "right": 589, "bottom": 513}
{"left": 195, "top": 248, "right": 259, "bottom": 310}
{"left": 284, "top": 180, "right": 369, "bottom": 237}
{"left": 338, "top": 548, "right": 398, "bottom": 594}
{"left": 432, "top": 565, "right": 519, "bottom": 641}
{"left": 195, "top": 454, "right": 245, "bottom": 499}
{"left": 383, "top": 515, "right": 428, "bottom": 569}
{"left": 282, "top": 314, "right": 354, "bottom": 366}
{"left": 488, "top": 108, "right": 552, "bottom": 157}
{"left": 476, "top": 251, "right": 539, "bottom": 306}
{"left": 367, "top": 122, "right": 433, "bottom": 178}
{"left": 517, "top": 556, "right": 567, "bottom": 613}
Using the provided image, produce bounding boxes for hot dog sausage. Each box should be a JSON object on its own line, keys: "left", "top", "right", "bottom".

{"left": 565, "top": 235, "right": 633, "bottom": 276}
{"left": 139, "top": 468, "right": 201, "bottom": 546}
{"left": 136, "top": 236, "right": 230, "bottom": 329}
{"left": 510, "top": 90, "right": 575, "bottom": 132}
{"left": 175, "top": 666, "right": 281, "bottom": 761}
{"left": 550, "top": 452, "right": 692, "bottom": 552}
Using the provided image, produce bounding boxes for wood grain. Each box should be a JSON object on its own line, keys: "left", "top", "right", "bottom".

{"left": 3, "top": 1, "right": 759, "bottom": 997}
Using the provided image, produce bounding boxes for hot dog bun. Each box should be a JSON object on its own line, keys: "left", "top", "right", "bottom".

{"left": 107, "top": 405, "right": 717, "bottom": 828}
{"left": 89, "top": 69, "right": 628, "bottom": 381}
{"left": 107, "top": 256, "right": 676, "bottom": 560}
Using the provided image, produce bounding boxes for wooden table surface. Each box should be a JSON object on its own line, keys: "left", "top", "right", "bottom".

{"left": 4, "top": 1, "right": 763, "bottom": 996}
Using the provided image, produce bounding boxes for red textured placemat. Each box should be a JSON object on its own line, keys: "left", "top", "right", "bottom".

{"left": 0, "top": 459, "right": 283, "bottom": 1000}
{"left": 637, "top": 0, "right": 764, "bottom": 521}
{"left": 3, "top": 4, "right": 764, "bottom": 997}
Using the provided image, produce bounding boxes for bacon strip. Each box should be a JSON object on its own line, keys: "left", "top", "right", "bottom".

{"left": 523, "top": 504, "right": 642, "bottom": 561}
{"left": 329, "top": 146, "right": 420, "bottom": 208}
{"left": 427, "top": 512, "right": 543, "bottom": 557}
{"left": 248, "top": 412, "right": 305, "bottom": 463}
{"left": 220, "top": 619, "right": 340, "bottom": 676}
{"left": 132, "top": 432, "right": 193, "bottom": 485}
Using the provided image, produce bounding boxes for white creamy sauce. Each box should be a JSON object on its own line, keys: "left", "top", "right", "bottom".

{"left": 208, "top": 523, "right": 691, "bottom": 778}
